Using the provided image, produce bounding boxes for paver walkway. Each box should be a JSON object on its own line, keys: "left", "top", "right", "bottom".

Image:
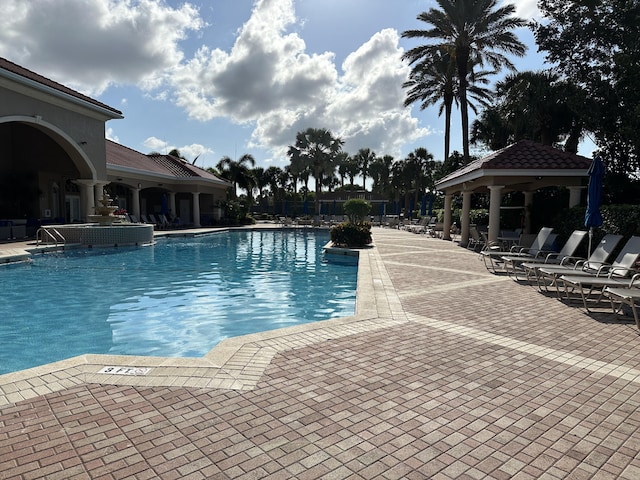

{"left": 2, "top": 227, "right": 640, "bottom": 479}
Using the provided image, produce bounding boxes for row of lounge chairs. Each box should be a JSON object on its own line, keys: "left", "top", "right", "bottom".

{"left": 402, "top": 216, "right": 439, "bottom": 235}
{"left": 127, "top": 213, "right": 181, "bottom": 229}
{"left": 479, "top": 227, "right": 640, "bottom": 330}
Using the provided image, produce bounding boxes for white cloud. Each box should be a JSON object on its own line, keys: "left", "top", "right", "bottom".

{"left": 0, "top": 0, "right": 204, "bottom": 95}
{"left": 504, "top": 0, "right": 541, "bottom": 20}
{"left": 180, "top": 144, "right": 214, "bottom": 164}
{"left": 141, "top": 137, "right": 212, "bottom": 163}
{"left": 143, "top": 136, "right": 170, "bottom": 153}
{"left": 0, "top": 0, "right": 433, "bottom": 160}
{"left": 171, "top": 0, "right": 430, "bottom": 159}
{"left": 105, "top": 127, "right": 119, "bottom": 143}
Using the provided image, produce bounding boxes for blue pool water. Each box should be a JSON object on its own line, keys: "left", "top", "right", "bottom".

{"left": 0, "top": 230, "right": 357, "bottom": 375}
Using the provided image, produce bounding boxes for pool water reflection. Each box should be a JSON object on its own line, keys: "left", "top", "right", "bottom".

{"left": 0, "top": 230, "right": 357, "bottom": 374}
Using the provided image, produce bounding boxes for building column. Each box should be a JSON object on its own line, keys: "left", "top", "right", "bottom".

{"left": 192, "top": 192, "right": 201, "bottom": 228}
{"left": 75, "top": 179, "right": 96, "bottom": 222}
{"left": 443, "top": 193, "right": 453, "bottom": 240}
{"left": 460, "top": 191, "right": 472, "bottom": 246}
{"left": 487, "top": 185, "right": 504, "bottom": 243}
{"left": 94, "top": 182, "right": 108, "bottom": 206}
{"left": 523, "top": 191, "right": 534, "bottom": 234}
{"left": 132, "top": 185, "right": 141, "bottom": 219}
{"left": 568, "top": 186, "right": 583, "bottom": 208}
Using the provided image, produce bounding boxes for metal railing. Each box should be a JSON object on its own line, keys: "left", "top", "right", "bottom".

{"left": 36, "top": 227, "right": 65, "bottom": 247}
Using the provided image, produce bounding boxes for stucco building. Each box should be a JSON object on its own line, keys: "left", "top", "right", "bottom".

{"left": 0, "top": 57, "right": 230, "bottom": 237}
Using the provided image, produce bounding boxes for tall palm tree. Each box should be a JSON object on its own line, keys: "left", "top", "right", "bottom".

{"left": 402, "top": 0, "right": 526, "bottom": 163}
{"left": 369, "top": 155, "right": 394, "bottom": 195}
{"left": 403, "top": 48, "right": 457, "bottom": 162}
{"left": 216, "top": 154, "right": 256, "bottom": 199}
{"left": 352, "top": 148, "right": 376, "bottom": 191}
{"left": 342, "top": 154, "right": 361, "bottom": 188}
{"left": 287, "top": 128, "right": 343, "bottom": 215}
{"left": 404, "top": 52, "right": 494, "bottom": 163}
{"left": 250, "top": 167, "right": 267, "bottom": 202}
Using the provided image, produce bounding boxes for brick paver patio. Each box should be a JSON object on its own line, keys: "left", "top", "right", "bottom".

{"left": 2, "top": 227, "right": 640, "bottom": 479}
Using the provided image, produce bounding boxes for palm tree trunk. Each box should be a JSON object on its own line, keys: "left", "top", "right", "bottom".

{"left": 444, "top": 99, "right": 453, "bottom": 162}
{"left": 457, "top": 49, "right": 470, "bottom": 163}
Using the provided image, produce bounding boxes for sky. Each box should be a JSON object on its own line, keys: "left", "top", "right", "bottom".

{"left": 1, "top": 0, "right": 585, "bottom": 177}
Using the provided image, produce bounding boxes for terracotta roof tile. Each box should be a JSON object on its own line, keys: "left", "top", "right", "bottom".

{"left": 106, "top": 140, "right": 228, "bottom": 183}
{"left": 0, "top": 57, "right": 122, "bottom": 116}
{"left": 439, "top": 140, "right": 592, "bottom": 184}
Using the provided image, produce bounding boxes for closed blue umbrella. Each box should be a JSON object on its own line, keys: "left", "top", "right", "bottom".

{"left": 584, "top": 155, "right": 604, "bottom": 254}
{"left": 421, "top": 195, "right": 427, "bottom": 216}
{"left": 161, "top": 193, "right": 168, "bottom": 215}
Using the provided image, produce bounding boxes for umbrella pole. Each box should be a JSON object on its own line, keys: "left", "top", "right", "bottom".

{"left": 588, "top": 227, "right": 593, "bottom": 255}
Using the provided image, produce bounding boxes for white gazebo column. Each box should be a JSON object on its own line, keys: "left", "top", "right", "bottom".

{"left": 523, "top": 191, "right": 534, "bottom": 234}
{"left": 568, "top": 186, "right": 583, "bottom": 208}
{"left": 132, "top": 185, "right": 141, "bottom": 219}
{"left": 460, "top": 191, "right": 472, "bottom": 246}
{"left": 443, "top": 193, "right": 453, "bottom": 240}
{"left": 192, "top": 192, "right": 201, "bottom": 227}
{"left": 487, "top": 185, "right": 504, "bottom": 243}
{"left": 75, "top": 179, "right": 96, "bottom": 222}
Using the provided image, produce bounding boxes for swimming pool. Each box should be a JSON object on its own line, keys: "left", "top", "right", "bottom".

{"left": 0, "top": 229, "right": 357, "bottom": 375}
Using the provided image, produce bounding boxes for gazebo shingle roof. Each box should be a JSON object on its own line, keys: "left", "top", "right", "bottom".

{"left": 438, "top": 140, "right": 592, "bottom": 185}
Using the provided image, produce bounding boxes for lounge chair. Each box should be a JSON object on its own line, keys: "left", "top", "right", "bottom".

{"left": 502, "top": 230, "right": 588, "bottom": 281}
{"left": 557, "top": 236, "right": 640, "bottom": 310}
{"left": 467, "top": 226, "right": 486, "bottom": 252}
{"left": 604, "top": 275, "right": 640, "bottom": 329}
{"left": 533, "top": 234, "right": 624, "bottom": 294}
{"left": 480, "top": 227, "right": 554, "bottom": 273}
{"left": 408, "top": 216, "right": 430, "bottom": 234}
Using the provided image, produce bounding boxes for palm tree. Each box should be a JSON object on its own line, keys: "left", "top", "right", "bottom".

{"left": 369, "top": 155, "right": 394, "bottom": 195}
{"left": 342, "top": 154, "right": 361, "bottom": 188}
{"left": 250, "top": 167, "right": 268, "bottom": 205}
{"left": 352, "top": 148, "right": 376, "bottom": 191}
{"left": 216, "top": 154, "right": 256, "bottom": 199}
{"left": 403, "top": 49, "right": 457, "bottom": 162}
{"left": 287, "top": 128, "right": 343, "bottom": 215}
{"left": 471, "top": 70, "right": 587, "bottom": 152}
{"left": 402, "top": 0, "right": 526, "bottom": 163}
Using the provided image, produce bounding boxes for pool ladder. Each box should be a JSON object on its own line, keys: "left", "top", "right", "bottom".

{"left": 36, "top": 227, "right": 66, "bottom": 247}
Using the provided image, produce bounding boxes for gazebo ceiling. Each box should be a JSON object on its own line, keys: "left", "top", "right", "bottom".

{"left": 436, "top": 140, "right": 592, "bottom": 194}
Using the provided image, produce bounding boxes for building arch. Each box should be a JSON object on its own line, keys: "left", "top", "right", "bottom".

{"left": 0, "top": 115, "right": 97, "bottom": 180}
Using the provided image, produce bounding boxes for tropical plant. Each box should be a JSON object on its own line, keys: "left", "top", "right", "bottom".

{"left": 403, "top": 50, "right": 492, "bottom": 162}
{"left": 287, "top": 128, "right": 344, "bottom": 214}
{"left": 369, "top": 155, "right": 394, "bottom": 195}
{"left": 533, "top": 0, "right": 640, "bottom": 175}
{"left": 352, "top": 148, "right": 376, "bottom": 190}
{"left": 330, "top": 222, "right": 372, "bottom": 248}
{"left": 402, "top": 0, "right": 527, "bottom": 163}
{"left": 471, "top": 70, "right": 587, "bottom": 151}
{"left": 216, "top": 154, "right": 256, "bottom": 199}
{"left": 343, "top": 198, "right": 372, "bottom": 224}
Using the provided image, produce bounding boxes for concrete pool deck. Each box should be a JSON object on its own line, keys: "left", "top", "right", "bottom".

{"left": 2, "top": 226, "right": 640, "bottom": 478}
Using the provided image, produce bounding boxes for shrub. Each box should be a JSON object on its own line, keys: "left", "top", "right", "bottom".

{"left": 344, "top": 198, "right": 371, "bottom": 224}
{"left": 330, "top": 222, "right": 372, "bottom": 247}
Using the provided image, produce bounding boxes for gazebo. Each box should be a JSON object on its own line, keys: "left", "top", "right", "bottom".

{"left": 435, "top": 140, "right": 593, "bottom": 246}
